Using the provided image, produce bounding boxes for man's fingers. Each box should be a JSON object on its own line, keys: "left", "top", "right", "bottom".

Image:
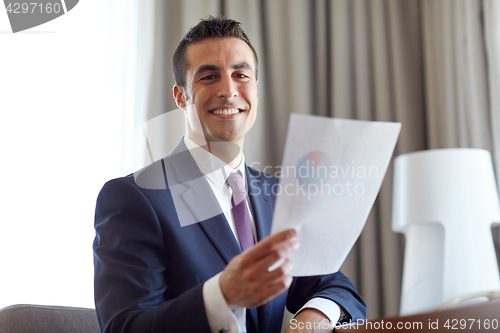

{"left": 220, "top": 229, "right": 299, "bottom": 308}
{"left": 246, "top": 258, "right": 294, "bottom": 306}
{"left": 256, "top": 257, "right": 294, "bottom": 290}
{"left": 265, "top": 257, "right": 293, "bottom": 282}
{"left": 241, "top": 229, "right": 298, "bottom": 266}
{"left": 246, "top": 241, "right": 298, "bottom": 281}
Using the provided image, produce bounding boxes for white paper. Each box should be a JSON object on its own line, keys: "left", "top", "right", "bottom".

{"left": 271, "top": 114, "right": 401, "bottom": 276}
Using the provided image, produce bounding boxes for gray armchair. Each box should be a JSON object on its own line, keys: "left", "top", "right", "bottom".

{"left": 0, "top": 304, "right": 100, "bottom": 333}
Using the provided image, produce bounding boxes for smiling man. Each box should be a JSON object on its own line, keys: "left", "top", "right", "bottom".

{"left": 93, "top": 16, "right": 366, "bottom": 333}
{"left": 173, "top": 35, "right": 258, "bottom": 169}
{"left": 176, "top": 36, "right": 258, "bottom": 141}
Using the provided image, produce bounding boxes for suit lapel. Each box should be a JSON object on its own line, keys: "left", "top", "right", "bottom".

{"left": 168, "top": 139, "right": 242, "bottom": 265}
{"left": 198, "top": 217, "right": 241, "bottom": 266}
{"left": 246, "top": 166, "right": 274, "bottom": 241}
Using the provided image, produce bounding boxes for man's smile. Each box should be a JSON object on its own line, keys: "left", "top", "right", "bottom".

{"left": 211, "top": 108, "right": 241, "bottom": 115}
{"left": 209, "top": 107, "right": 246, "bottom": 119}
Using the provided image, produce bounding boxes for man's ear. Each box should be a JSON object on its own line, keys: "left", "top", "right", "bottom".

{"left": 173, "top": 84, "right": 187, "bottom": 110}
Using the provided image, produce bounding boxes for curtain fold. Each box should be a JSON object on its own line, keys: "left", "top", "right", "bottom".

{"left": 484, "top": 0, "right": 500, "bottom": 193}
{"left": 421, "top": 0, "right": 492, "bottom": 151}
{"left": 132, "top": 0, "right": 499, "bottom": 319}
{"left": 483, "top": 0, "right": 500, "bottom": 276}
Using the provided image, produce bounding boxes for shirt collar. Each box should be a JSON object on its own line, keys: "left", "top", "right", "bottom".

{"left": 184, "top": 136, "right": 246, "bottom": 188}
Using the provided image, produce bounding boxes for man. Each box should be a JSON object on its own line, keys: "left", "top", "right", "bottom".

{"left": 93, "top": 16, "right": 366, "bottom": 333}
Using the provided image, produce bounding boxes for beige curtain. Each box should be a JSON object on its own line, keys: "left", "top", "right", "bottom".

{"left": 484, "top": 0, "right": 500, "bottom": 194}
{"left": 483, "top": 0, "right": 500, "bottom": 284}
{"left": 136, "top": 0, "right": 499, "bottom": 319}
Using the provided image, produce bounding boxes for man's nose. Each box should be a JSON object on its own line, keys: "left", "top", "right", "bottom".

{"left": 217, "top": 75, "right": 238, "bottom": 99}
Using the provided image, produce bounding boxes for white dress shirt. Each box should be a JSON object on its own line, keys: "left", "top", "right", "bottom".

{"left": 184, "top": 136, "right": 342, "bottom": 333}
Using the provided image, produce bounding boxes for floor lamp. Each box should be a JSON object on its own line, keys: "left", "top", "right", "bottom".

{"left": 392, "top": 148, "right": 500, "bottom": 315}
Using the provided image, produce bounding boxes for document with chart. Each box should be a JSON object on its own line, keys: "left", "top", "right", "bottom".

{"left": 271, "top": 114, "right": 401, "bottom": 276}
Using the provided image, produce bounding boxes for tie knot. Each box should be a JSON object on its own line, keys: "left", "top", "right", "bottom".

{"left": 227, "top": 172, "right": 245, "bottom": 193}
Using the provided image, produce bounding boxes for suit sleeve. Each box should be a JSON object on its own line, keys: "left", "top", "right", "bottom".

{"left": 93, "top": 178, "right": 212, "bottom": 333}
{"left": 286, "top": 272, "right": 367, "bottom": 323}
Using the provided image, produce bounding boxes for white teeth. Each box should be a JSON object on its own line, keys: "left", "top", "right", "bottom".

{"left": 212, "top": 109, "right": 240, "bottom": 115}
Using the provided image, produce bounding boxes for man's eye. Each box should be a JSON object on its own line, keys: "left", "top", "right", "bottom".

{"left": 201, "top": 75, "right": 216, "bottom": 80}
{"left": 234, "top": 73, "right": 249, "bottom": 79}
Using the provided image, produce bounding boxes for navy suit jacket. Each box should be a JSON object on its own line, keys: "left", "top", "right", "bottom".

{"left": 93, "top": 139, "right": 366, "bottom": 333}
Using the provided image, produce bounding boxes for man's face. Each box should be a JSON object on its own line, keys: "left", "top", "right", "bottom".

{"left": 173, "top": 37, "right": 258, "bottom": 148}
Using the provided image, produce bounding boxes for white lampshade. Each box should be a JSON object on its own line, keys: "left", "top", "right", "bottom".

{"left": 392, "top": 148, "right": 500, "bottom": 315}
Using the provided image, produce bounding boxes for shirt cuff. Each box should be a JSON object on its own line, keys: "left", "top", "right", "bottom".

{"left": 202, "top": 272, "right": 246, "bottom": 333}
{"left": 296, "top": 297, "right": 343, "bottom": 325}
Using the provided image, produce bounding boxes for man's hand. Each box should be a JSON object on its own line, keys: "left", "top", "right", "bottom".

{"left": 285, "top": 308, "right": 333, "bottom": 333}
{"left": 219, "top": 228, "right": 299, "bottom": 309}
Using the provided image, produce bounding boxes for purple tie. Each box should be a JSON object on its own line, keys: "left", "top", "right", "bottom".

{"left": 227, "top": 172, "right": 254, "bottom": 251}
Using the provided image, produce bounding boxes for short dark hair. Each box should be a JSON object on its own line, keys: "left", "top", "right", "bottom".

{"left": 173, "top": 16, "right": 258, "bottom": 88}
